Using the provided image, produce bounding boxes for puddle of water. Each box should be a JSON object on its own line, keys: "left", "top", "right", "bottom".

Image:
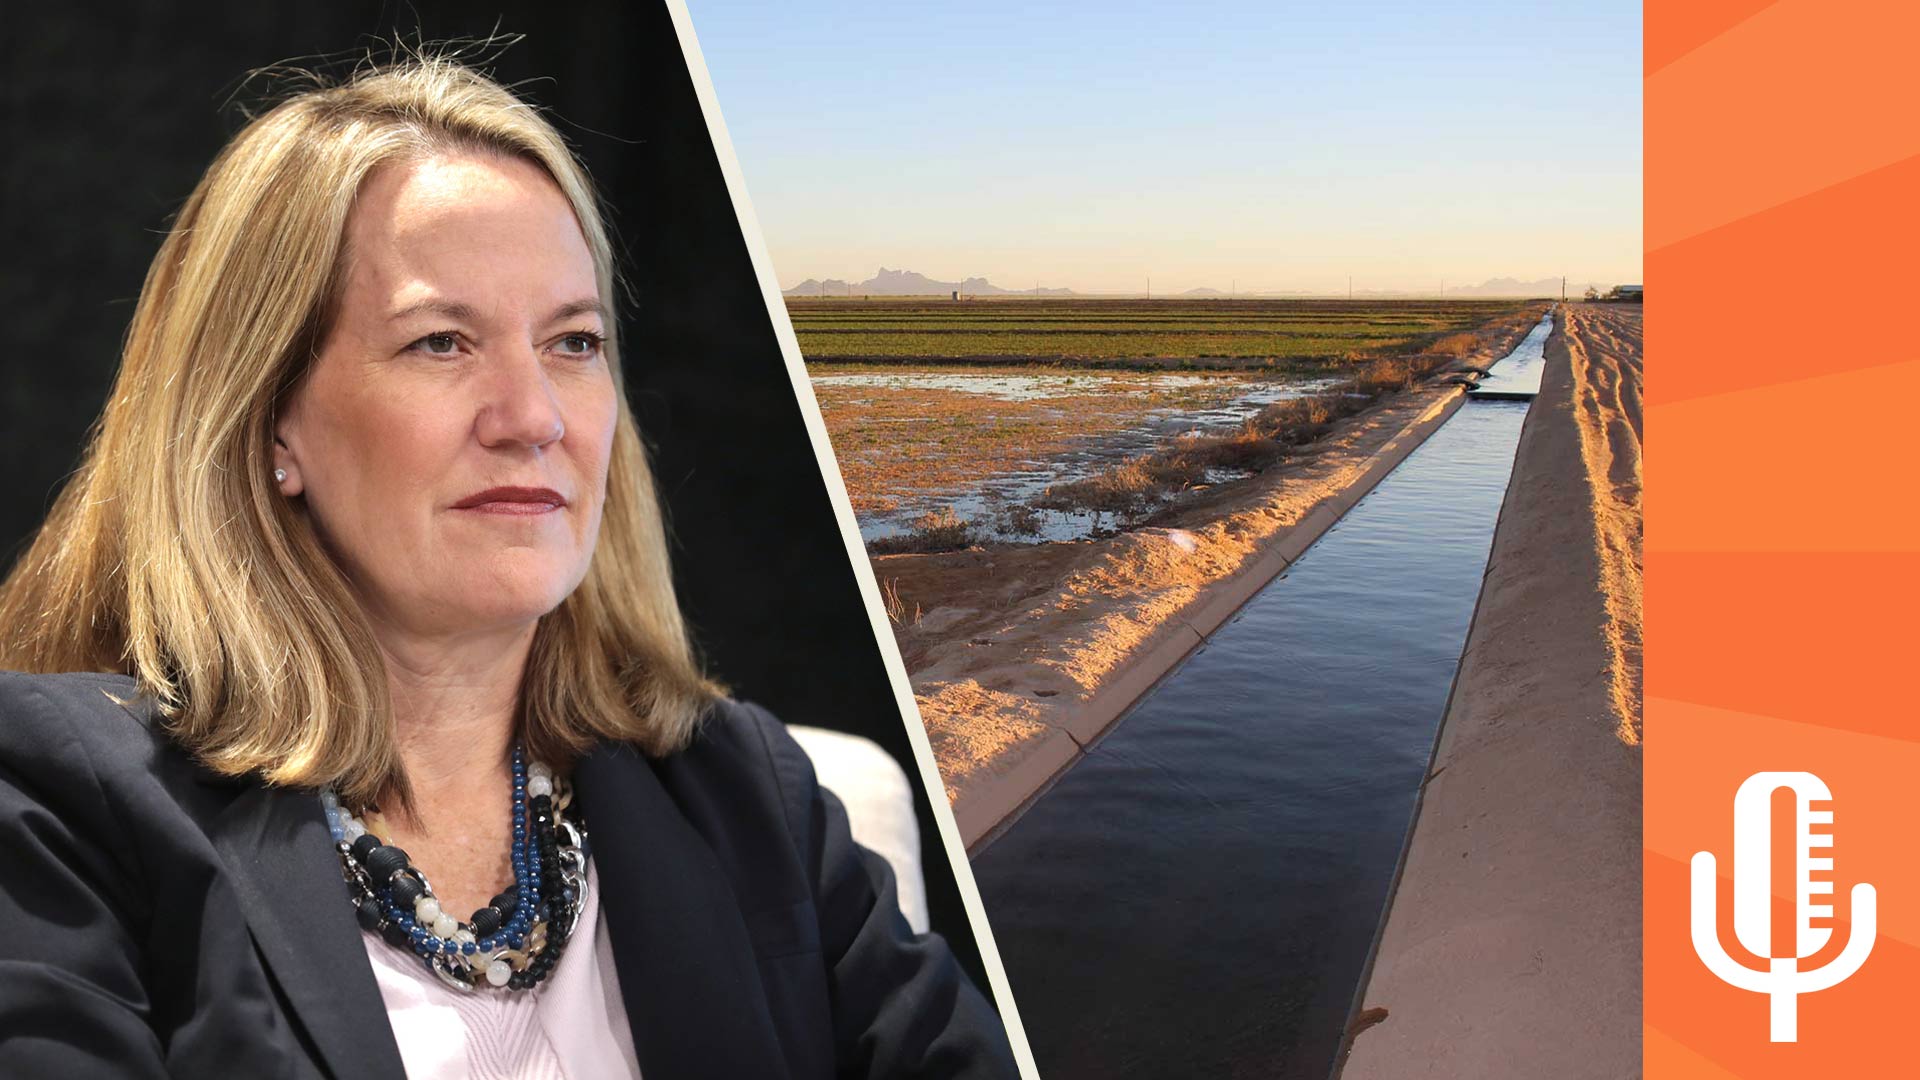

{"left": 866, "top": 484, "right": 1128, "bottom": 545}
{"left": 971, "top": 400, "right": 1534, "bottom": 1078}
{"left": 848, "top": 374, "right": 1337, "bottom": 544}
{"left": 811, "top": 370, "right": 1239, "bottom": 402}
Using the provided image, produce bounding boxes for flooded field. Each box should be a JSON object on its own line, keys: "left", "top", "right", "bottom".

{"left": 796, "top": 298, "right": 1534, "bottom": 548}
{"left": 811, "top": 367, "right": 1336, "bottom": 543}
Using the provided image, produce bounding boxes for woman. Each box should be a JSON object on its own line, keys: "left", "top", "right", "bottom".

{"left": 0, "top": 55, "right": 1016, "bottom": 1078}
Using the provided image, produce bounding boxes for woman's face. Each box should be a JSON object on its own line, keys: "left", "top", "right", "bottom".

{"left": 275, "top": 151, "right": 618, "bottom": 644}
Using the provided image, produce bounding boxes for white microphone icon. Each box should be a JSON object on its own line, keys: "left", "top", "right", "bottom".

{"left": 1690, "top": 771, "right": 1876, "bottom": 1042}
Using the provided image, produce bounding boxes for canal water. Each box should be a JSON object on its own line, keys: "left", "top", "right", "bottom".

{"left": 970, "top": 321, "right": 1549, "bottom": 1078}
{"left": 1470, "top": 309, "right": 1552, "bottom": 396}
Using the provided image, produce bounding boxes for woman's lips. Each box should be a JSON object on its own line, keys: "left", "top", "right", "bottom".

{"left": 452, "top": 486, "right": 566, "bottom": 515}
{"left": 457, "top": 500, "right": 561, "bottom": 516}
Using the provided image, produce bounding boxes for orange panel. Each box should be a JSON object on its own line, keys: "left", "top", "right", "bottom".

{"left": 1647, "top": 0, "right": 1920, "bottom": 252}
{"left": 1645, "top": 0, "right": 1778, "bottom": 75}
{"left": 1647, "top": 3, "right": 1918, "bottom": 1073}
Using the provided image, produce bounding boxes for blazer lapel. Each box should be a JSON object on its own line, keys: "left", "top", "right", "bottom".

{"left": 574, "top": 743, "right": 792, "bottom": 1078}
{"left": 207, "top": 781, "right": 408, "bottom": 1080}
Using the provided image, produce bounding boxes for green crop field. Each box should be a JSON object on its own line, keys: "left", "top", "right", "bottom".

{"left": 785, "top": 297, "right": 1531, "bottom": 367}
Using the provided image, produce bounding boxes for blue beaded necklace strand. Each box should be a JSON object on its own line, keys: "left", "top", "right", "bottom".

{"left": 322, "top": 741, "right": 589, "bottom": 991}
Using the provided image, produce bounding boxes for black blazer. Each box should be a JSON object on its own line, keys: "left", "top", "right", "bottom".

{"left": 0, "top": 670, "right": 1017, "bottom": 1078}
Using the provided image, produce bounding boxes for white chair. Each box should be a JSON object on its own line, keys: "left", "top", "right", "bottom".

{"left": 785, "top": 725, "right": 929, "bottom": 934}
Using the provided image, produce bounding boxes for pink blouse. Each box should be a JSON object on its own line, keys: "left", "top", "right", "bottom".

{"left": 360, "top": 861, "right": 643, "bottom": 1079}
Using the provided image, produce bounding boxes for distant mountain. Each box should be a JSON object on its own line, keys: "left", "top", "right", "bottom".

{"left": 783, "top": 267, "right": 1074, "bottom": 297}
{"left": 779, "top": 269, "right": 1614, "bottom": 299}
{"left": 1445, "top": 277, "right": 1606, "bottom": 298}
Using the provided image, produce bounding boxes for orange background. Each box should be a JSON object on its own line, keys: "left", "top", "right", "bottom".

{"left": 1647, "top": 1, "right": 1920, "bottom": 1074}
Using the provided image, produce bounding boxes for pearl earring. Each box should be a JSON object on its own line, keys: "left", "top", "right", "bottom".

{"left": 274, "top": 468, "right": 287, "bottom": 484}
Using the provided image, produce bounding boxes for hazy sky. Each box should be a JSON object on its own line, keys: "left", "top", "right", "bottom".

{"left": 689, "top": 1, "right": 1642, "bottom": 295}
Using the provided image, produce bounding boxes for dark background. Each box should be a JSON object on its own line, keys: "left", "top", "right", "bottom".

{"left": 0, "top": 2, "right": 991, "bottom": 993}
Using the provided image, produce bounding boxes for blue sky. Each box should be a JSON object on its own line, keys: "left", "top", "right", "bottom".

{"left": 688, "top": 1, "right": 1642, "bottom": 294}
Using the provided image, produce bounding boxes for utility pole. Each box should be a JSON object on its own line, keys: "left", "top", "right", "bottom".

{"left": 1562, "top": 276, "right": 1567, "bottom": 302}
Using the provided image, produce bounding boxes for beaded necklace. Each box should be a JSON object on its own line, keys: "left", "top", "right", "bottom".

{"left": 321, "top": 742, "right": 589, "bottom": 991}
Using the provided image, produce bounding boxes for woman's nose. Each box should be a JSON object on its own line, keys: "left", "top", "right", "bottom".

{"left": 474, "top": 345, "right": 566, "bottom": 449}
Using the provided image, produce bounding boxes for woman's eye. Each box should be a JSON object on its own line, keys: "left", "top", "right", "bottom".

{"left": 414, "top": 332, "right": 460, "bottom": 356}
{"left": 556, "top": 332, "right": 604, "bottom": 357}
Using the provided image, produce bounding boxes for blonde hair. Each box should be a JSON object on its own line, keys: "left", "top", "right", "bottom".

{"left": 0, "top": 53, "right": 722, "bottom": 806}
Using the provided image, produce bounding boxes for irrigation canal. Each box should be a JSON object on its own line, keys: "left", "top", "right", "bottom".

{"left": 971, "top": 310, "right": 1555, "bottom": 1078}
